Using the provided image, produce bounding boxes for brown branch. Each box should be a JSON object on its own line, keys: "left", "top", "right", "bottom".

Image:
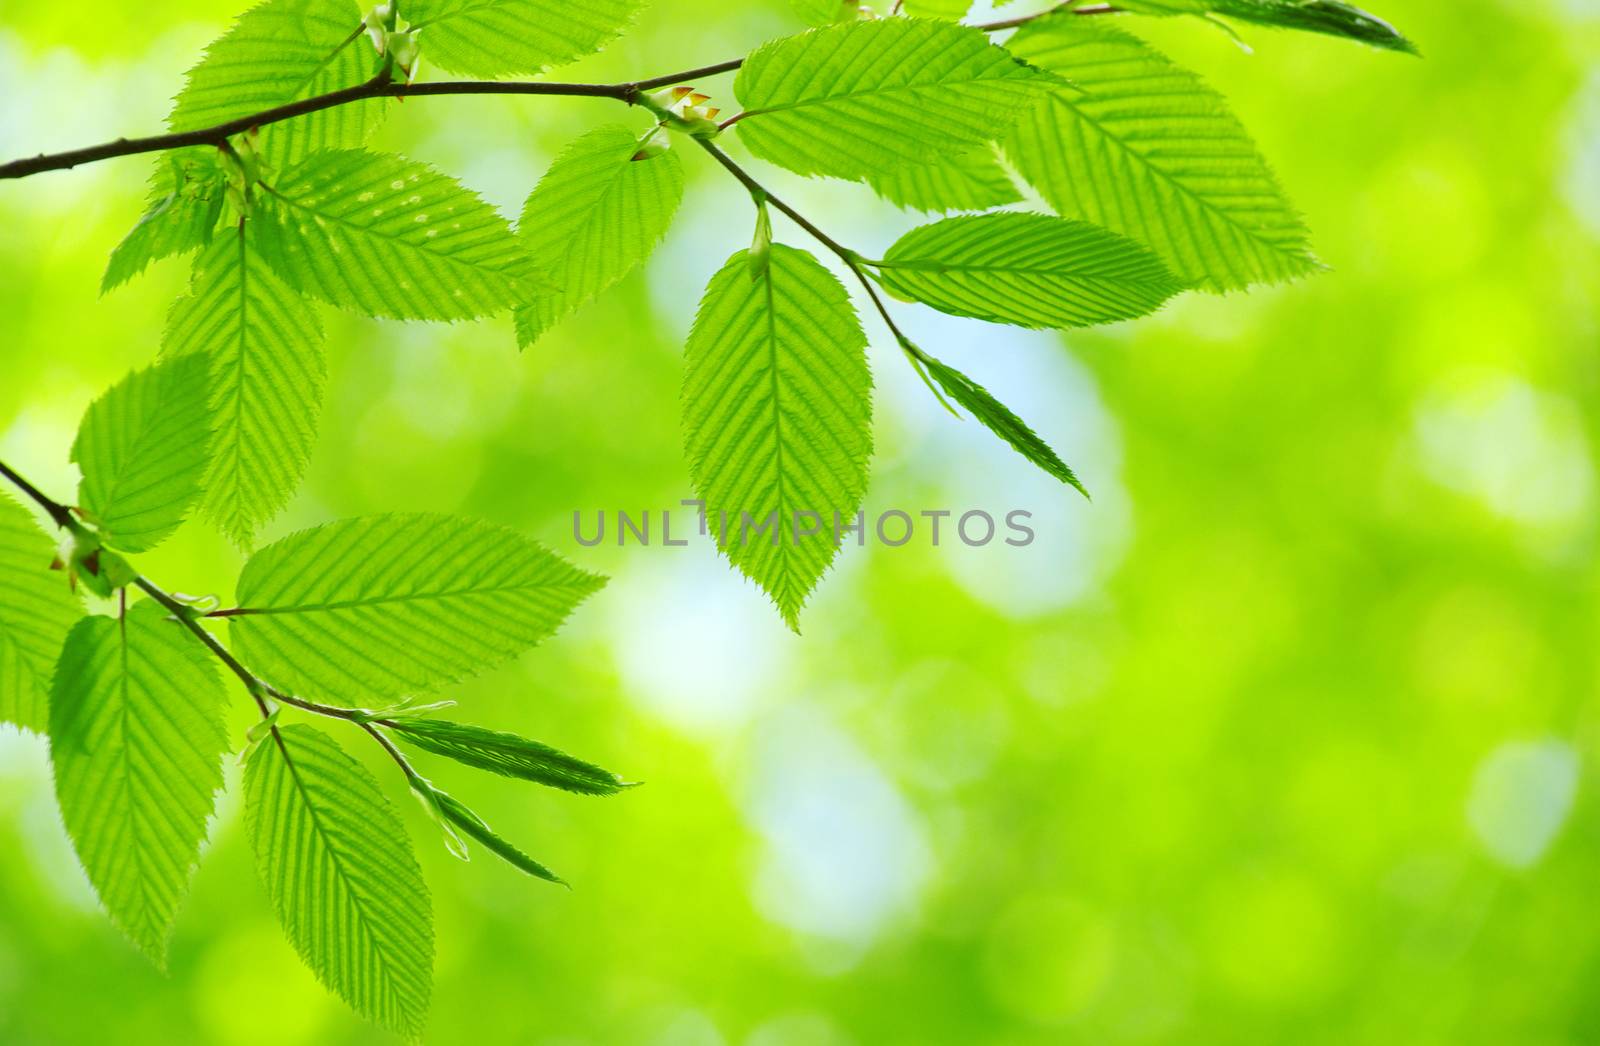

{"left": 0, "top": 3, "right": 1107, "bottom": 182}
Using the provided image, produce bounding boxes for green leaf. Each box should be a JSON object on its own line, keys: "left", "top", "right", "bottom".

{"left": 49, "top": 601, "right": 228, "bottom": 965}
{"left": 732, "top": 19, "right": 1043, "bottom": 180}
{"left": 870, "top": 212, "right": 1184, "bottom": 329}
{"left": 253, "top": 149, "right": 545, "bottom": 321}
{"left": 788, "top": 0, "right": 858, "bottom": 25}
{"left": 387, "top": 718, "right": 628, "bottom": 795}
{"left": 164, "top": 223, "right": 325, "bottom": 548}
{"left": 865, "top": 146, "right": 1021, "bottom": 214}
{"left": 682, "top": 245, "right": 872, "bottom": 630}
{"left": 406, "top": 0, "right": 647, "bottom": 77}
{"left": 230, "top": 514, "right": 605, "bottom": 701}
{"left": 244, "top": 724, "right": 432, "bottom": 1038}
{"left": 409, "top": 777, "right": 472, "bottom": 861}
{"left": 1004, "top": 16, "right": 1318, "bottom": 291}
{"left": 514, "top": 125, "right": 685, "bottom": 349}
{"left": 71, "top": 356, "right": 214, "bottom": 554}
{"left": 903, "top": 0, "right": 972, "bottom": 18}
{"left": 168, "top": 0, "right": 387, "bottom": 170}
{"left": 920, "top": 353, "right": 1089, "bottom": 496}
{"left": 102, "top": 155, "right": 226, "bottom": 294}
{"left": 1117, "top": 0, "right": 1415, "bottom": 53}
{"left": 430, "top": 788, "right": 563, "bottom": 884}
{"left": 0, "top": 494, "right": 82, "bottom": 732}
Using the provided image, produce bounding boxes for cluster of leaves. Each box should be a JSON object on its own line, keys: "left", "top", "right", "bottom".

{"left": 95, "top": 0, "right": 1410, "bottom": 634}
{"left": 1, "top": 0, "right": 1411, "bottom": 1037}
{"left": 0, "top": 352, "right": 622, "bottom": 1040}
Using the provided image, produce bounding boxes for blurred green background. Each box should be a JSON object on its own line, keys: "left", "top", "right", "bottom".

{"left": 2, "top": 0, "right": 1598, "bottom": 1042}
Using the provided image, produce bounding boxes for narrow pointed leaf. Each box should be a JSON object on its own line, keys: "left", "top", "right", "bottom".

{"left": 253, "top": 149, "right": 544, "bottom": 321}
{"left": 388, "top": 718, "right": 628, "bottom": 795}
{"left": 71, "top": 356, "right": 213, "bottom": 553}
{"left": 865, "top": 147, "right": 1021, "bottom": 214}
{"left": 168, "top": 0, "right": 387, "bottom": 170}
{"left": 733, "top": 20, "right": 1043, "bottom": 180}
{"left": 921, "top": 354, "right": 1089, "bottom": 496}
{"left": 0, "top": 494, "right": 82, "bottom": 732}
{"left": 432, "top": 789, "right": 563, "bottom": 884}
{"left": 872, "top": 213, "right": 1184, "bottom": 329}
{"left": 410, "top": 779, "right": 472, "bottom": 862}
{"left": 102, "top": 156, "right": 226, "bottom": 293}
{"left": 164, "top": 224, "right": 325, "bottom": 548}
{"left": 230, "top": 514, "right": 605, "bottom": 701}
{"left": 49, "top": 601, "right": 228, "bottom": 965}
{"left": 244, "top": 724, "right": 432, "bottom": 1038}
{"left": 406, "top": 0, "right": 647, "bottom": 77}
{"left": 682, "top": 245, "right": 872, "bottom": 629}
{"left": 515, "top": 125, "right": 685, "bottom": 349}
{"left": 1118, "top": 0, "right": 1415, "bottom": 53}
{"left": 1004, "top": 16, "right": 1318, "bottom": 291}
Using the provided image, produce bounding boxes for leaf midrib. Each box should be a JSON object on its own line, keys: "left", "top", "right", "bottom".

{"left": 873, "top": 254, "right": 1173, "bottom": 286}
{"left": 237, "top": 578, "right": 594, "bottom": 616}
{"left": 759, "top": 259, "right": 795, "bottom": 603}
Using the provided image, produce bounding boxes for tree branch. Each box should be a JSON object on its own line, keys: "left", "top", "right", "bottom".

{"left": 0, "top": 460, "right": 75, "bottom": 528}
{"left": 0, "top": 2, "right": 1103, "bottom": 181}
{"left": 0, "top": 457, "right": 414, "bottom": 764}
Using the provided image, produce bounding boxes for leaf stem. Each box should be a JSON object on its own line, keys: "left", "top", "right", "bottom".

{"left": 692, "top": 138, "right": 929, "bottom": 369}
{"left": 0, "top": 3, "right": 1102, "bottom": 181}
{"left": 361, "top": 721, "right": 424, "bottom": 785}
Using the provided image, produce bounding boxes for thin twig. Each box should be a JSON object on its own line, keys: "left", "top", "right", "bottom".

{"left": 362, "top": 721, "right": 425, "bottom": 784}
{"left": 693, "top": 139, "right": 925, "bottom": 360}
{"left": 0, "top": 73, "right": 629, "bottom": 179}
{"left": 133, "top": 579, "right": 275, "bottom": 717}
{"left": 0, "top": 460, "right": 74, "bottom": 528}
{"left": 631, "top": 58, "right": 745, "bottom": 92}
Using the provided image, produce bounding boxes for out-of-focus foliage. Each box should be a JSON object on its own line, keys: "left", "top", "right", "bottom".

{"left": 0, "top": 0, "right": 1596, "bottom": 1043}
